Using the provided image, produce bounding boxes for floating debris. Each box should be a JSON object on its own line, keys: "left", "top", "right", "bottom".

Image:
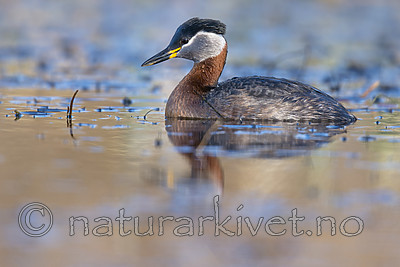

{"left": 67, "top": 90, "right": 79, "bottom": 127}
{"left": 122, "top": 97, "right": 132, "bottom": 106}
{"left": 143, "top": 109, "right": 153, "bottom": 120}
{"left": 14, "top": 109, "right": 22, "bottom": 120}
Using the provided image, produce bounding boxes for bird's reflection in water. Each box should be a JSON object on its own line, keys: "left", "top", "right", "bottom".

{"left": 165, "top": 119, "right": 348, "bottom": 193}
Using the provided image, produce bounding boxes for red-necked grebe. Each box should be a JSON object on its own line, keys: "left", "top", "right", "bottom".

{"left": 141, "top": 17, "right": 356, "bottom": 125}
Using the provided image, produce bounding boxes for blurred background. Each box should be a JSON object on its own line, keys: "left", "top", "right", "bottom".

{"left": 0, "top": 0, "right": 400, "bottom": 266}
{"left": 0, "top": 0, "right": 399, "bottom": 92}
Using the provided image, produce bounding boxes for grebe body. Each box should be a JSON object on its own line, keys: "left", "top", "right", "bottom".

{"left": 142, "top": 18, "right": 356, "bottom": 124}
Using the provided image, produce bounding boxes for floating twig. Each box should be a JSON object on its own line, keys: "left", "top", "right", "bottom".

{"left": 67, "top": 90, "right": 79, "bottom": 139}
{"left": 67, "top": 90, "right": 79, "bottom": 127}
{"left": 143, "top": 109, "right": 153, "bottom": 120}
{"left": 68, "top": 90, "right": 79, "bottom": 119}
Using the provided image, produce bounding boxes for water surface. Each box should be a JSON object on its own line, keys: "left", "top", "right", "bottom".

{"left": 1, "top": 0, "right": 400, "bottom": 266}
{"left": 0, "top": 87, "right": 399, "bottom": 266}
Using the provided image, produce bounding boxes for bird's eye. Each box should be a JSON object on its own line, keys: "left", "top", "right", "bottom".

{"left": 181, "top": 37, "right": 189, "bottom": 45}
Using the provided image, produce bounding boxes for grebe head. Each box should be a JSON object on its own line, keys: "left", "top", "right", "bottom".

{"left": 141, "top": 17, "right": 226, "bottom": 67}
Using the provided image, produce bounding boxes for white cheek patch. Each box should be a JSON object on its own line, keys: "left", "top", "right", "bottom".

{"left": 179, "top": 31, "right": 226, "bottom": 62}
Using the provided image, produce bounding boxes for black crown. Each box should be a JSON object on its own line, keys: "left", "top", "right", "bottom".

{"left": 178, "top": 17, "right": 226, "bottom": 36}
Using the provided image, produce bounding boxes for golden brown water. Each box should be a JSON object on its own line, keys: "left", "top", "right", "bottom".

{"left": 0, "top": 88, "right": 399, "bottom": 266}
{"left": 1, "top": 0, "right": 400, "bottom": 265}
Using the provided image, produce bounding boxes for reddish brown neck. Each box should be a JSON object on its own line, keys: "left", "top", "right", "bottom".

{"left": 179, "top": 44, "right": 227, "bottom": 93}
{"left": 165, "top": 44, "right": 227, "bottom": 118}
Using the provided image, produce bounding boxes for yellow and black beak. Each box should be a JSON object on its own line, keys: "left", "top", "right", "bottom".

{"left": 141, "top": 47, "right": 181, "bottom": 67}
